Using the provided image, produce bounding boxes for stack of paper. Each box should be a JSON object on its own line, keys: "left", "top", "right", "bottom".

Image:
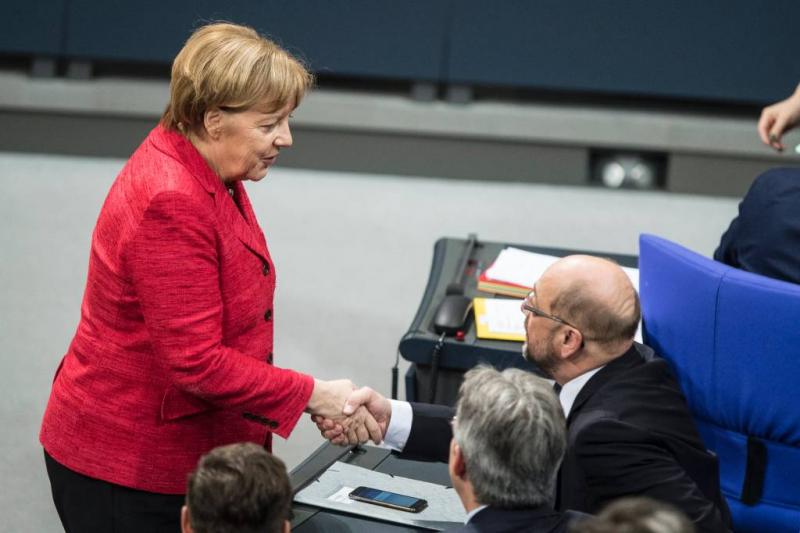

{"left": 477, "top": 247, "right": 640, "bottom": 297}
{"left": 477, "top": 248, "right": 557, "bottom": 297}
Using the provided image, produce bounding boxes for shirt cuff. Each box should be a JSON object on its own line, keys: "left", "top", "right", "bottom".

{"left": 379, "top": 400, "right": 413, "bottom": 452}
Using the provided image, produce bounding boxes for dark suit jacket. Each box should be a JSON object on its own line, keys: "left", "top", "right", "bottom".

{"left": 715, "top": 167, "right": 800, "bottom": 284}
{"left": 403, "top": 344, "right": 731, "bottom": 533}
{"left": 448, "top": 506, "right": 574, "bottom": 533}
{"left": 559, "top": 343, "right": 731, "bottom": 533}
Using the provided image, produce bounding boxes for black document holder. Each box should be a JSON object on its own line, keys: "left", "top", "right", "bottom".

{"left": 398, "top": 237, "right": 637, "bottom": 405}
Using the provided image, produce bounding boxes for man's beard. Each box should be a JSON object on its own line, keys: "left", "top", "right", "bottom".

{"left": 522, "top": 331, "right": 559, "bottom": 379}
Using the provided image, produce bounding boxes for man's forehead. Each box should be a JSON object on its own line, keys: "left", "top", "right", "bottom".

{"left": 537, "top": 256, "right": 594, "bottom": 298}
{"left": 533, "top": 276, "right": 558, "bottom": 302}
{"left": 538, "top": 259, "right": 572, "bottom": 289}
{"left": 547, "top": 255, "right": 587, "bottom": 274}
{"left": 545, "top": 255, "right": 617, "bottom": 283}
{"left": 544, "top": 255, "right": 634, "bottom": 305}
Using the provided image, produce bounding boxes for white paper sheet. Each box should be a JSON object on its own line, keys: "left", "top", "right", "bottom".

{"left": 479, "top": 298, "right": 526, "bottom": 336}
{"left": 484, "top": 247, "right": 555, "bottom": 288}
{"left": 485, "top": 247, "right": 640, "bottom": 291}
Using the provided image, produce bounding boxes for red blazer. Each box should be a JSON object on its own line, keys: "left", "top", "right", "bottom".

{"left": 40, "top": 126, "right": 314, "bottom": 494}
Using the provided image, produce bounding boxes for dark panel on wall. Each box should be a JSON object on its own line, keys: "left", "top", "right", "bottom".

{"left": 279, "top": 128, "right": 588, "bottom": 184}
{"left": 63, "top": 0, "right": 450, "bottom": 80}
{"left": 668, "top": 154, "right": 787, "bottom": 197}
{"left": 447, "top": 0, "right": 800, "bottom": 105}
{"left": 2, "top": 109, "right": 784, "bottom": 197}
{"left": 0, "top": 111, "right": 154, "bottom": 158}
{"left": 3, "top": 1, "right": 798, "bottom": 107}
{"left": 0, "top": 1, "right": 67, "bottom": 55}
{"left": 0, "top": 110, "right": 587, "bottom": 185}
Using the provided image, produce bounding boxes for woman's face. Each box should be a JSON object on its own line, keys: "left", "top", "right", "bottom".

{"left": 209, "top": 101, "right": 294, "bottom": 183}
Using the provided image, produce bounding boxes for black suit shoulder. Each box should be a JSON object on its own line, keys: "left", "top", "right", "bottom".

{"left": 561, "top": 344, "right": 732, "bottom": 532}
{"left": 570, "top": 348, "right": 704, "bottom": 449}
{"left": 401, "top": 402, "right": 455, "bottom": 462}
{"left": 450, "top": 506, "right": 575, "bottom": 533}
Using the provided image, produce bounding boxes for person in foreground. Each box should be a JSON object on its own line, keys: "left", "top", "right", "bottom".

{"left": 182, "top": 443, "right": 291, "bottom": 533}
{"left": 40, "top": 23, "right": 378, "bottom": 532}
{"left": 447, "top": 366, "right": 581, "bottom": 532}
{"left": 714, "top": 167, "right": 800, "bottom": 284}
{"left": 570, "top": 497, "right": 695, "bottom": 533}
{"left": 317, "top": 255, "right": 732, "bottom": 533}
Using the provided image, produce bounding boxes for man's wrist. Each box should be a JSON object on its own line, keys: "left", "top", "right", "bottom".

{"left": 381, "top": 400, "right": 413, "bottom": 451}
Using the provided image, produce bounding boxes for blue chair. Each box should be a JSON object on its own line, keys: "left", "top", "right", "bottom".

{"left": 639, "top": 234, "right": 800, "bottom": 533}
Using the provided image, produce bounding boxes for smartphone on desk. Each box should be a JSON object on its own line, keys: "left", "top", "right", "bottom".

{"left": 348, "top": 486, "right": 428, "bottom": 513}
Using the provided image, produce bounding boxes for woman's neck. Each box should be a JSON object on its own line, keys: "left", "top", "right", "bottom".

{"left": 184, "top": 130, "right": 228, "bottom": 184}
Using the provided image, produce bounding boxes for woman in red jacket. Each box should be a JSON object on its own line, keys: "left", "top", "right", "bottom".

{"left": 40, "top": 22, "right": 373, "bottom": 532}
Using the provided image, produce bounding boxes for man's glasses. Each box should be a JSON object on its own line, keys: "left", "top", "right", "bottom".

{"left": 521, "top": 290, "right": 589, "bottom": 345}
{"left": 521, "top": 301, "right": 579, "bottom": 328}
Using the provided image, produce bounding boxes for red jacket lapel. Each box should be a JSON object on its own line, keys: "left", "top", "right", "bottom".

{"left": 150, "top": 126, "right": 270, "bottom": 264}
{"left": 223, "top": 181, "right": 270, "bottom": 264}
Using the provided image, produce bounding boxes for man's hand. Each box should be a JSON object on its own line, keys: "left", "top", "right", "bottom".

{"left": 339, "top": 406, "right": 383, "bottom": 445}
{"left": 312, "top": 387, "right": 392, "bottom": 446}
{"left": 758, "top": 84, "right": 800, "bottom": 152}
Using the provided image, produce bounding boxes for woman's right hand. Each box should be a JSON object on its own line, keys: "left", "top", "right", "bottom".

{"left": 758, "top": 84, "right": 800, "bottom": 151}
{"left": 306, "top": 379, "right": 355, "bottom": 419}
{"left": 306, "top": 380, "right": 382, "bottom": 444}
{"left": 311, "top": 386, "right": 390, "bottom": 446}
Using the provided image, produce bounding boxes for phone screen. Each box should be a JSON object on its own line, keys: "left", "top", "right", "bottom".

{"left": 349, "top": 486, "right": 427, "bottom": 512}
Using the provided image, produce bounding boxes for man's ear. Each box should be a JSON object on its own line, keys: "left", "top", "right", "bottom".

{"left": 558, "top": 326, "right": 583, "bottom": 359}
{"left": 180, "top": 505, "right": 192, "bottom": 533}
{"left": 282, "top": 519, "right": 291, "bottom": 533}
{"left": 451, "top": 441, "right": 467, "bottom": 479}
{"left": 203, "top": 108, "right": 223, "bottom": 140}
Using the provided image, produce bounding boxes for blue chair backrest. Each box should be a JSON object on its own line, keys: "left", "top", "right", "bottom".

{"left": 639, "top": 234, "right": 800, "bottom": 533}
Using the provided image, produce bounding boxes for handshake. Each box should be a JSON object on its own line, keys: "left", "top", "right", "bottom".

{"left": 306, "top": 379, "right": 391, "bottom": 446}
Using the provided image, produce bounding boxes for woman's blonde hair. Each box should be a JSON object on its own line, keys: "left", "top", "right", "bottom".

{"left": 161, "top": 22, "right": 313, "bottom": 134}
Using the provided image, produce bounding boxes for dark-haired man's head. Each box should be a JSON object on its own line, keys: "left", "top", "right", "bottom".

{"left": 182, "top": 442, "right": 291, "bottom": 533}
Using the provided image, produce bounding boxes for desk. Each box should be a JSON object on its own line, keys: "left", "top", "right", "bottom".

{"left": 290, "top": 239, "right": 637, "bottom": 530}
{"left": 290, "top": 443, "right": 452, "bottom": 532}
{"left": 400, "top": 237, "right": 637, "bottom": 404}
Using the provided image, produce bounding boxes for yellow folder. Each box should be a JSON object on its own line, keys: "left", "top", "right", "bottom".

{"left": 473, "top": 297, "right": 526, "bottom": 342}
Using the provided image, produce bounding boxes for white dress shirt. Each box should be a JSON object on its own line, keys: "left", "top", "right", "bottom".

{"left": 465, "top": 505, "right": 488, "bottom": 524}
{"left": 557, "top": 366, "right": 604, "bottom": 418}
{"left": 380, "top": 399, "right": 414, "bottom": 451}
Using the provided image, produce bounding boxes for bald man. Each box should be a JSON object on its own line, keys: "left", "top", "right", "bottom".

{"left": 316, "top": 255, "right": 732, "bottom": 533}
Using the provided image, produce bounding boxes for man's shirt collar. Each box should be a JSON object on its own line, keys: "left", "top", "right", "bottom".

{"left": 465, "top": 504, "right": 489, "bottom": 524}
{"left": 558, "top": 366, "right": 605, "bottom": 417}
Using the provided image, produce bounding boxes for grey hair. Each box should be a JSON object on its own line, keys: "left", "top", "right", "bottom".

{"left": 453, "top": 366, "right": 566, "bottom": 508}
{"left": 570, "top": 497, "right": 695, "bottom": 533}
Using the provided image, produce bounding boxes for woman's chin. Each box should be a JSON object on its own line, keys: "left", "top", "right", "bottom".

{"left": 246, "top": 169, "right": 270, "bottom": 182}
